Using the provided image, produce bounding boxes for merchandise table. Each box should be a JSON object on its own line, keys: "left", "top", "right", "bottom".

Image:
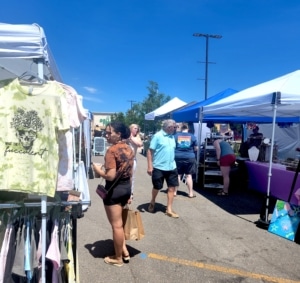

{"left": 245, "top": 161, "right": 299, "bottom": 205}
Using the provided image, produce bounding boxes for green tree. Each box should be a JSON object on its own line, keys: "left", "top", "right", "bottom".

{"left": 112, "top": 81, "right": 171, "bottom": 134}
{"left": 111, "top": 112, "right": 125, "bottom": 124}
{"left": 140, "top": 81, "right": 171, "bottom": 135}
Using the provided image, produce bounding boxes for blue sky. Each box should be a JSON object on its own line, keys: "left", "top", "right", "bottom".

{"left": 1, "top": 0, "right": 300, "bottom": 113}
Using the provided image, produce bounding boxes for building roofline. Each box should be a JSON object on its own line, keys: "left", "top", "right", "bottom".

{"left": 92, "top": 111, "right": 115, "bottom": 115}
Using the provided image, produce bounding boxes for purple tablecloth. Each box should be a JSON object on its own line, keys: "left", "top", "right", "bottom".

{"left": 245, "top": 161, "right": 299, "bottom": 205}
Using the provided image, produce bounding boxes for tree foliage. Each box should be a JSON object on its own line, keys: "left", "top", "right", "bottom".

{"left": 111, "top": 81, "right": 170, "bottom": 134}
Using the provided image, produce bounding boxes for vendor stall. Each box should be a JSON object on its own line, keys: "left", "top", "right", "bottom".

{"left": 202, "top": 70, "right": 300, "bottom": 223}
{"left": 245, "top": 161, "right": 299, "bottom": 205}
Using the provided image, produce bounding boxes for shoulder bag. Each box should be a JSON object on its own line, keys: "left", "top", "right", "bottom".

{"left": 96, "top": 165, "right": 128, "bottom": 200}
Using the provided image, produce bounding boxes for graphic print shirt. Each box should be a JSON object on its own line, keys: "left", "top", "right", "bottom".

{"left": 174, "top": 132, "right": 197, "bottom": 159}
{"left": 0, "top": 79, "right": 69, "bottom": 197}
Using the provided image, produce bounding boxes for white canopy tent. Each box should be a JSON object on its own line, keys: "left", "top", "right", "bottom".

{"left": 0, "top": 22, "right": 62, "bottom": 82}
{"left": 202, "top": 70, "right": 300, "bottom": 224}
{"left": 203, "top": 70, "right": 300, "bottom": 122}
{"left": 145, "top": 97, "right": 187, "bottom": 120}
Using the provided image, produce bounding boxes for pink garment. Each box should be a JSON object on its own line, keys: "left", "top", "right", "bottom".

{"left": 46, "top": 221, "right": 60, "bottom": 283}
{"left": 58, "top": 82, "right": 87, "bottom": 128}
{"left": 56, "top": 82, "right": 87, "bottom": 191}
{"left": 57, "top": 131, "right": 74, "bottom": 191}
{"left": 46, "top": 221, "right": 60, "bottom": 270}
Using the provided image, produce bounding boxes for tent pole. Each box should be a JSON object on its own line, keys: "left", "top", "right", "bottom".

{"left": 259, "top": 92, "right": 280, "bottom": 227}
{"left": 37, "top": 59, "right": 47, "bottom": 283}
{"left": 196, "top": 107, "right": 203, "bottom": 183}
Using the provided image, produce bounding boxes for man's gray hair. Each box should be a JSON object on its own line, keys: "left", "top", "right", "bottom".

{"left": 162, "top": 119, "right": 176, "bottom": 130}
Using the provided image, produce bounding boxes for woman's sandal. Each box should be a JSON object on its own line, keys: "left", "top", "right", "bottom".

{"left": 122, "top": 253, "right": 130, "bottom": 263}
{"left": 188, "top": 195, "right": 196, "bottom": 198}
{"left": 104, "top": 256, "right": 124, "bottom": 267}
{"left": 217, "top": 190, "right": 228, "bottom": 196}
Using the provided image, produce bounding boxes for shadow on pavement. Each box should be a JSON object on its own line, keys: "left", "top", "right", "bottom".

{"left": 85, "top": 239, "right": 142, "bottom": 259}
{"left": 136, "top": 202, "right": 166, "bottom": 214}
{"left": 194, "top": 183, "right": 274, "bottom": 223}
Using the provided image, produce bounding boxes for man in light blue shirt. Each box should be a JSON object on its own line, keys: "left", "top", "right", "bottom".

{"left": 147, "top": 119, "right": 179, "bottom": 218}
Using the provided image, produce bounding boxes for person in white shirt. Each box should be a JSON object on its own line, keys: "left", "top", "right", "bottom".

{"left": 128, "top": 124, "right": 143, "bottom": 201}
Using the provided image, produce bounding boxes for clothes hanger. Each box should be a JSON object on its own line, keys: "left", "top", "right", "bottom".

{"left": 18, "top": 70, "right": 47, "bottom": 85}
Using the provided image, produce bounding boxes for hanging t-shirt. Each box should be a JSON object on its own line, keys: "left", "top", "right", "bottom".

{"left": 56, "top": 82, "right": 87, "bottom": 191}
{"left": 0, "top": 79, "right": 69, "bottom": 197}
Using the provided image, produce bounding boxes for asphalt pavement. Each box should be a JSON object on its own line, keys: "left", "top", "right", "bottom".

{"left": 77, "top": 150, "right": 300, "bottom": 283}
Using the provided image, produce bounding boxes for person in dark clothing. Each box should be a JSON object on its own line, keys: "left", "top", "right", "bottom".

{"left": 248, "top": 126, "right": 263, "bottom": 148}
{"left": 174, "top": 123, "right": 198, "bottom": 198}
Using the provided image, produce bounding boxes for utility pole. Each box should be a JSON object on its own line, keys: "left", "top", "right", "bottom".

{"left": 127, "top": 100, "right": 136, "bottom": 110}
{"left": 193, "top": 33, "right": 222, "bottom": 100}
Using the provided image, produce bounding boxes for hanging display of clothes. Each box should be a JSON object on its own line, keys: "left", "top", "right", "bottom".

{"left": 0, "top": 210, "right": 76, "bottom": 283}
{"left": 0, "top": 22, "right": 91, "bottom": 283}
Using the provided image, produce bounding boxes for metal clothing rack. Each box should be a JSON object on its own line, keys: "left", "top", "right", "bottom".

{"left": 0, "top": 200, "right": 90, "bottom": 282}
{"left": 0, "top": 200, "right": 91, "bottom": 209}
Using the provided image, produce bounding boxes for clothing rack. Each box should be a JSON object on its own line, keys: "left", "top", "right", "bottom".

{"left": 0, "top": 23, "right": 90, "bottom": 283}
{"left": 0, "top": 200, "right": 90, "bottom": 209}
{"left": 0, "top": 199, "right": 90, "bottom": 282}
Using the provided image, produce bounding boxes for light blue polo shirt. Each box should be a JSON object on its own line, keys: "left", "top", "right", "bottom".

{"left": 149, "top": 130, "right": 176, "bottom": 171}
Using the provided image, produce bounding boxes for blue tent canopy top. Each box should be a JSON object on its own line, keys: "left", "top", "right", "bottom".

{"left": 172, "top": 88, "right": 238, "bottom": 122}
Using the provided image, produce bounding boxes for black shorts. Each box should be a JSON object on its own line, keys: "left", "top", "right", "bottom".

{"left": 175, "top": 158, "right": 197, "bottom": 175}
{"left": 152, "top": 168, "right": 179, "bottom": 190}
{"left": 103, "top": 181, "right": 131, "bottom": 206}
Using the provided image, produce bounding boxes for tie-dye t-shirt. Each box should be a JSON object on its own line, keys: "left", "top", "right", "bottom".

{"left": 0, "top": 79, "right": 69, "bottom": 197}
{"left": 104, "top": 142, "right": 134, "bottom": 182}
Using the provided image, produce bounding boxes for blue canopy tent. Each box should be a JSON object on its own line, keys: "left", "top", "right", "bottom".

{"left": 173, "top": 86, "right": 299, "bottom": 124}
{"left": 172, "top": 88, "right": 238, "bottom": 122}
{"left": 171, "top": 88, "right": 239, "bottom": 183}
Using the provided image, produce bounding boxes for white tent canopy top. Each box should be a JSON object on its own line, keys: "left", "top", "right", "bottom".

{"left": 203, "top": 70, "right": 300, "bottom": 122}
{"left": 0, "top": 22, "right": 62, "bottom": 82}
{"left": 145, "top": 97, "right": 187, "bottom": 120}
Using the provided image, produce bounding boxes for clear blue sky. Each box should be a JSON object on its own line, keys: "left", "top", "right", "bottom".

{"left": 1, "top": 0, "right": 299, "bottom": 113}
